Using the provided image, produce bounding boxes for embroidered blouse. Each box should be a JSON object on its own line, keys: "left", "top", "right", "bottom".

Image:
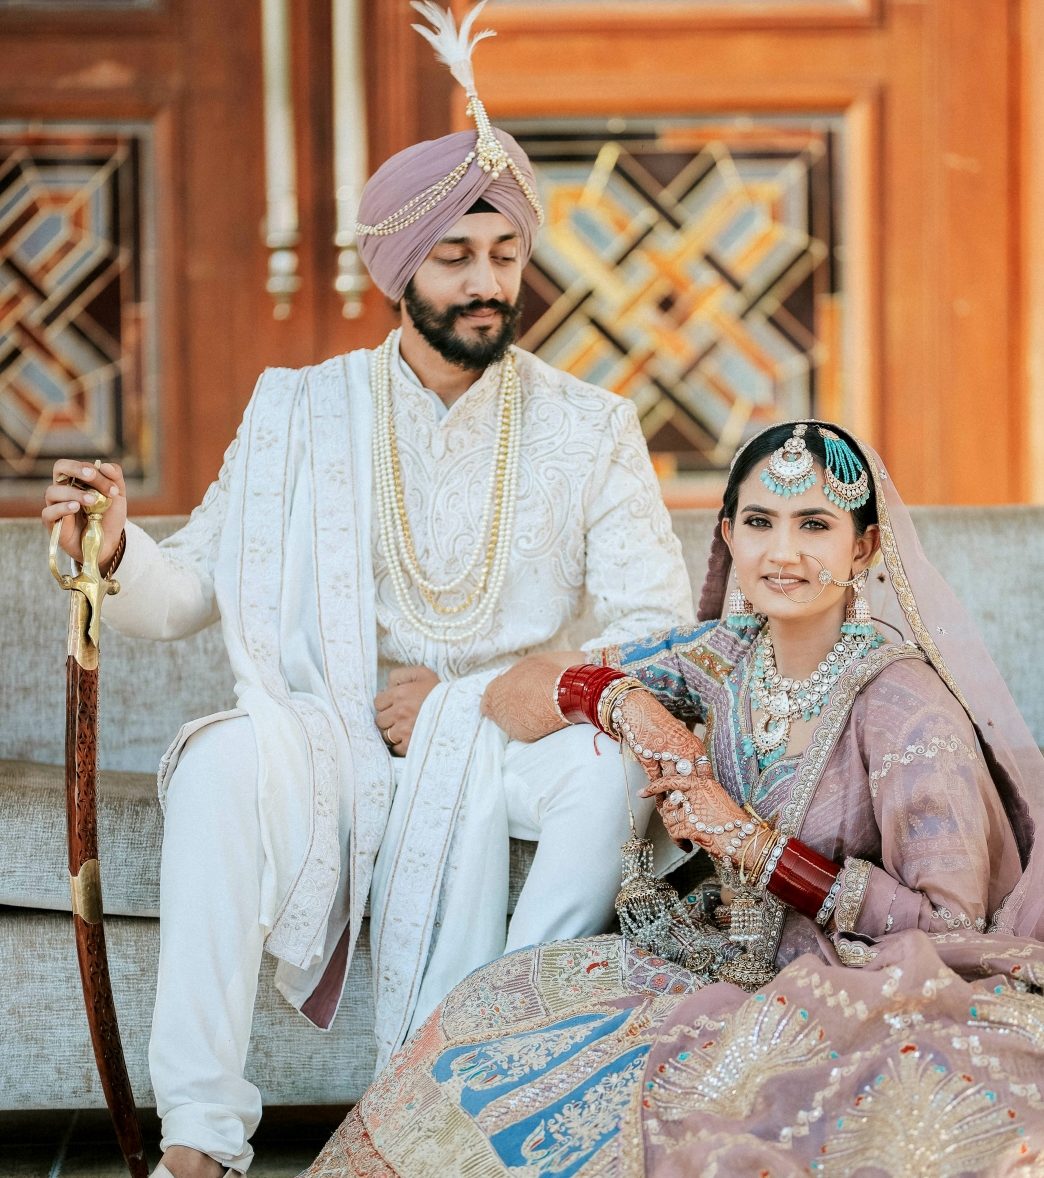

{"left": 606, "top": 621, "right": 1023, "bottom": 966}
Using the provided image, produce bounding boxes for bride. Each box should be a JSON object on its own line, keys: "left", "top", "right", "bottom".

{"left": 303, "top": 420, "right": 1044, "bottom": 1176}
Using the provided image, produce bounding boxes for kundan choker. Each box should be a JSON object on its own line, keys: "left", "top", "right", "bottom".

{"left": 372, "top": 330, "right": 522, "bottom": 641}
{"left": 744, "top": 625, "right": 883, "bottom": 770}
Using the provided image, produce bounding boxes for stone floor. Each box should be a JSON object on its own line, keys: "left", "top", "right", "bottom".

{"left": 0, "top": 1108, "right": 346, "bottom": 1177}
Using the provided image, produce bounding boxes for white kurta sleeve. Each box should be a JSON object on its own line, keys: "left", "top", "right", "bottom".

{"left": 102, "top": 432, "right": 238, "bottom": 640}
{"left": 581, "top": 399, "right": 694, "bottom": 649}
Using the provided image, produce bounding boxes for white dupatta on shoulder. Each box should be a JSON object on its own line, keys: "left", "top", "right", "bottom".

{"left": 159, "top": 350, "right": 515, "bottom": 1061}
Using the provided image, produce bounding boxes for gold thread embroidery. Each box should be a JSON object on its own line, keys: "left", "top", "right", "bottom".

{"left": 834, "top": 858, "right": 874, "bottom": 935}
{"left": 869, "top": 733, "right": 979, "bottom": 799}
{"left": 834, "top": 938, "right": 878, "bottom": 967}
{"left": 647, "top": 994, "right": 834, "bottom": 1122}
{"left": 815, "top": 1050, "right": 1023, "bottom": 1177}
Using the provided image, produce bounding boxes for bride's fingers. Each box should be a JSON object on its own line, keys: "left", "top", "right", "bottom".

{"left": 638, "top": 778, "right": 679, "bottom": 799}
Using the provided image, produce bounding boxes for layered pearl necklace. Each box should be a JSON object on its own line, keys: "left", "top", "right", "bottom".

{"left": 746, "top": 625, "right": 883, "bottom": 770}
{"left": 372, "top": 331, "right": 522, "bottom": 642}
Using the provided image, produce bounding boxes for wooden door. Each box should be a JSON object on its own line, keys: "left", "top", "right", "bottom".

{"left": 0, "top": 0, "right": 451, "bottom": 513}
{"left": 2, "top": 0, "right": 1037, "bottom": 514}
{"left": 465, "top": 0, "right": 1031, "bottom": 505}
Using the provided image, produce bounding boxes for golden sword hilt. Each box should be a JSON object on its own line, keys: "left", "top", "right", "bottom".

{"left": 49, "top": 462, "right": 120, "bottom": 653}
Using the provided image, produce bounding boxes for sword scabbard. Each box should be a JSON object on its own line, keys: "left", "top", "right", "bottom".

{"left": 53, "top": 473, "right": 146, "bottom": 1177}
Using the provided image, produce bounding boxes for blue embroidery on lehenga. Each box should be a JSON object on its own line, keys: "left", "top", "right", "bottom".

{"left": 432, "top": 1007, "right": 645, "bottom": 1174}
{"left": 492, "top": 1049, "right": 646, "bottom": 1175}
{"left": 616, "top": 620, "right": 717, "bottom": 665}
{"left": 434, "top": 1010, "right": 627, "bottom": 1102}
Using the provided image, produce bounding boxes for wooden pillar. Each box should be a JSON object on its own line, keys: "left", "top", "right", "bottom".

{"left": 1022, "top": 0, "right": 1044, "bottom": 503}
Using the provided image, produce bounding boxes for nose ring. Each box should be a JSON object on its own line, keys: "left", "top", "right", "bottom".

{"left": 775, "top": 553, "right": 869, "bottom": 603}
{"left": 774, "top": 552, "right": 829, "bottom": 604}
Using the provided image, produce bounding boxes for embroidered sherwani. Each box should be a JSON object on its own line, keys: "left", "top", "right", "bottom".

{"left": 102, "top": 339, "right": 693, "bottom": 1130}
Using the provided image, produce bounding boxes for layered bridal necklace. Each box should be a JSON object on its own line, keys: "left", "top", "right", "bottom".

{"left": 372, "top": 331, "right": 522, "bottom": 642}
{"left": 745, "top": 625, "right": 883, "bottom": 770}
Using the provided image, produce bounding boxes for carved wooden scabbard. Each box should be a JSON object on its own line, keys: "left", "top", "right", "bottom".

{"left": 52, "top": 482, "right": 148, "bottom": 1178}
{"left": 67, "top": 655, "right": 148, "bottom": 1177}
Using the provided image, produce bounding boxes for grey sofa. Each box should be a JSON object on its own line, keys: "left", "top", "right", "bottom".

{"left": 1, "top": 508, "right": 1041, "bottom": 1110}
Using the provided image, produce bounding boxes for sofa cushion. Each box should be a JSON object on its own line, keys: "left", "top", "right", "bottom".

{"left": 0, "top": 906, "right": 376, "bottom": 1108}
{"left": 4, "top": 510, "right": 1042, "bottom": 772}
{"left": 0, "top": 760, "right": 162, "bottom": 917}
{"left": 0, "top": 759, "right": 538, "bottom": 917}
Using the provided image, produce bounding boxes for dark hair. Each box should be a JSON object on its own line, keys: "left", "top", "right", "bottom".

{"left": 723, "top": 423, "right": 878, "bottom": 535}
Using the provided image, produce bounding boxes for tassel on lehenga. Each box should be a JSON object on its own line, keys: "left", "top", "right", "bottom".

{"left": 614, "top": 823, "right": 735, "bottom": 985}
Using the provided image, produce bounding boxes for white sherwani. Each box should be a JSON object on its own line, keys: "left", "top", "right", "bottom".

{"left": 104, "top": 338, "right": 692, "bottom": 1130}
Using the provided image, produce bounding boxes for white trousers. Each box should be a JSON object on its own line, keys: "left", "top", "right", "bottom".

{"left": 150, "top": 717, "right": 648, "bottom": 1170}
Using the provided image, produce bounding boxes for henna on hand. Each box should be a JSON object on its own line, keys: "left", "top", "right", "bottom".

{"left": 617, "top": 690, "right": 707, "bottom": 781}
{"left": 657, "top": 779, "right": 755, "bottom": 861}
{"left": 481, "top": 652, "right": 582, "bottom": 742}
{"left": 615, "top": 692, "right": 753, "bottom": 861}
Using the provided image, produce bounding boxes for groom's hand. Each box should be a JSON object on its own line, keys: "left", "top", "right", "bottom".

{"left": 481, "top": 652, "right": 582, "bottom": 743}
{"left": 374, "top": 665, "right": 440, "bottom": 757}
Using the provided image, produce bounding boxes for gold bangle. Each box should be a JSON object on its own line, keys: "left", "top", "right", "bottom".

{"left": 598, "top": 682, "right": 633, "bottom": 735}
{"left": 748, "top": 828, "right": 779, "bottom": 890}
{"left": 738, "top": 824, "right": 769, "bottom": 885}
{"left": 737, "top": 828, "right": 758, "bottom": 885}
{"left": 597, "top": 677, "right": 643, "bottom": 736}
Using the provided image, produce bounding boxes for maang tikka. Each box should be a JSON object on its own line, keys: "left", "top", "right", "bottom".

{"left": 760, "top": 423, "right": 817, "bottom": 498}
{"left": 760, "top": 422, "right": 871, "bottom": 513}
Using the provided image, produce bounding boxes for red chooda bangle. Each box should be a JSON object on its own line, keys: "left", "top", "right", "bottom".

{"left": 764, "top": 837, "right": 841, "bottom": 921}
{"left": 555, "top": 664, "right": 626, "bottom": 731}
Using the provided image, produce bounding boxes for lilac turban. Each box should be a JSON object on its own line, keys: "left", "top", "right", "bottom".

{"left": 356, "top": 128, "right": 541, "bottom": 301}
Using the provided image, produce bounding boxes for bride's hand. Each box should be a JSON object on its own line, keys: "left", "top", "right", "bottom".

{"left": 656, "top": 779, "right": 755, "bottom": 860}
{"left": 481, "top": 652, "right": 583, "bottom": 742}
{"left": 615, "top": 690, "right": 707, "bottom": 783}
{"left": 617, "top": 692, "right": 753, "bottom": 859}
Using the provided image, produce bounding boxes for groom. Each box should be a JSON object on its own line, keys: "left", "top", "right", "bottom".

{"left": 40, "top": 14, "right": 692, "bottom": 1178}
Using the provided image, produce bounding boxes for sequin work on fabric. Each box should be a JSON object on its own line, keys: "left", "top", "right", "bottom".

{"left": 301, "top": 931, "right": 1044, "bottom": 1177}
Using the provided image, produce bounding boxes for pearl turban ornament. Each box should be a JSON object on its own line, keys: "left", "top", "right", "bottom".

{"left": 356, "top": 127, "right": 542, "bottom": 302}
{"left": 354, "top": 1, "right": 544, "bottom": 302}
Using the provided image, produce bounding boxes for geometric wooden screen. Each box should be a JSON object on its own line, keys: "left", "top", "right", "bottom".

{"left": 513, "top": 117, "right": 844, "bottom": 502}
{"left": 0, "top": 123, "right": 158, "bottom": 498}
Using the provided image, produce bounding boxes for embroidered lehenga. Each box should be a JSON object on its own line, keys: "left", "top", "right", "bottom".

{"left": 303, "top": 428, "right": 1044, "bottom": 1177}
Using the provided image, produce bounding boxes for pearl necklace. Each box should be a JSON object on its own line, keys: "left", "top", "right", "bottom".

{"left": 372, "top": 331, "right": 522, "bottom": 642}
{"left": 746, "top": 625, "right": 883, "bottom": 770}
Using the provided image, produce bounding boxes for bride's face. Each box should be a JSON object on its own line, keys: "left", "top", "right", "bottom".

{"left": 722, "top": 460, "right": 879, "bottom": 628}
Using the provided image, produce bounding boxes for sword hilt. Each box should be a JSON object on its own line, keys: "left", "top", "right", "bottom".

{"left": 49, "top": 465, "right": 120, "bottom": 651}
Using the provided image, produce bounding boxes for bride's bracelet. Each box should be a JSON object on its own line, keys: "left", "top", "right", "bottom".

{"left": 744, "top": 827, "right": 784, "bottom": 889}
{"left": 555, "top": 664, "right": 630, "bottom": 731}
{"left": 597, "top": 677, "right": 644, "bottom": 736}
{"left": 758, "top": 835, "right": 842, "bottom": 922}
{"left": 741, "top": 824, "right": 777, "bottom": 886}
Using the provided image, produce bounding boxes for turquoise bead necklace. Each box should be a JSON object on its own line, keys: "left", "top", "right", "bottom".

{"left": 742, "top": 625, "right": 884, "bottom": 771}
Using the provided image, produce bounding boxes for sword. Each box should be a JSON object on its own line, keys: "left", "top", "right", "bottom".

{"left": 50, "top": 469, "right": 148, "bottom": 1178}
